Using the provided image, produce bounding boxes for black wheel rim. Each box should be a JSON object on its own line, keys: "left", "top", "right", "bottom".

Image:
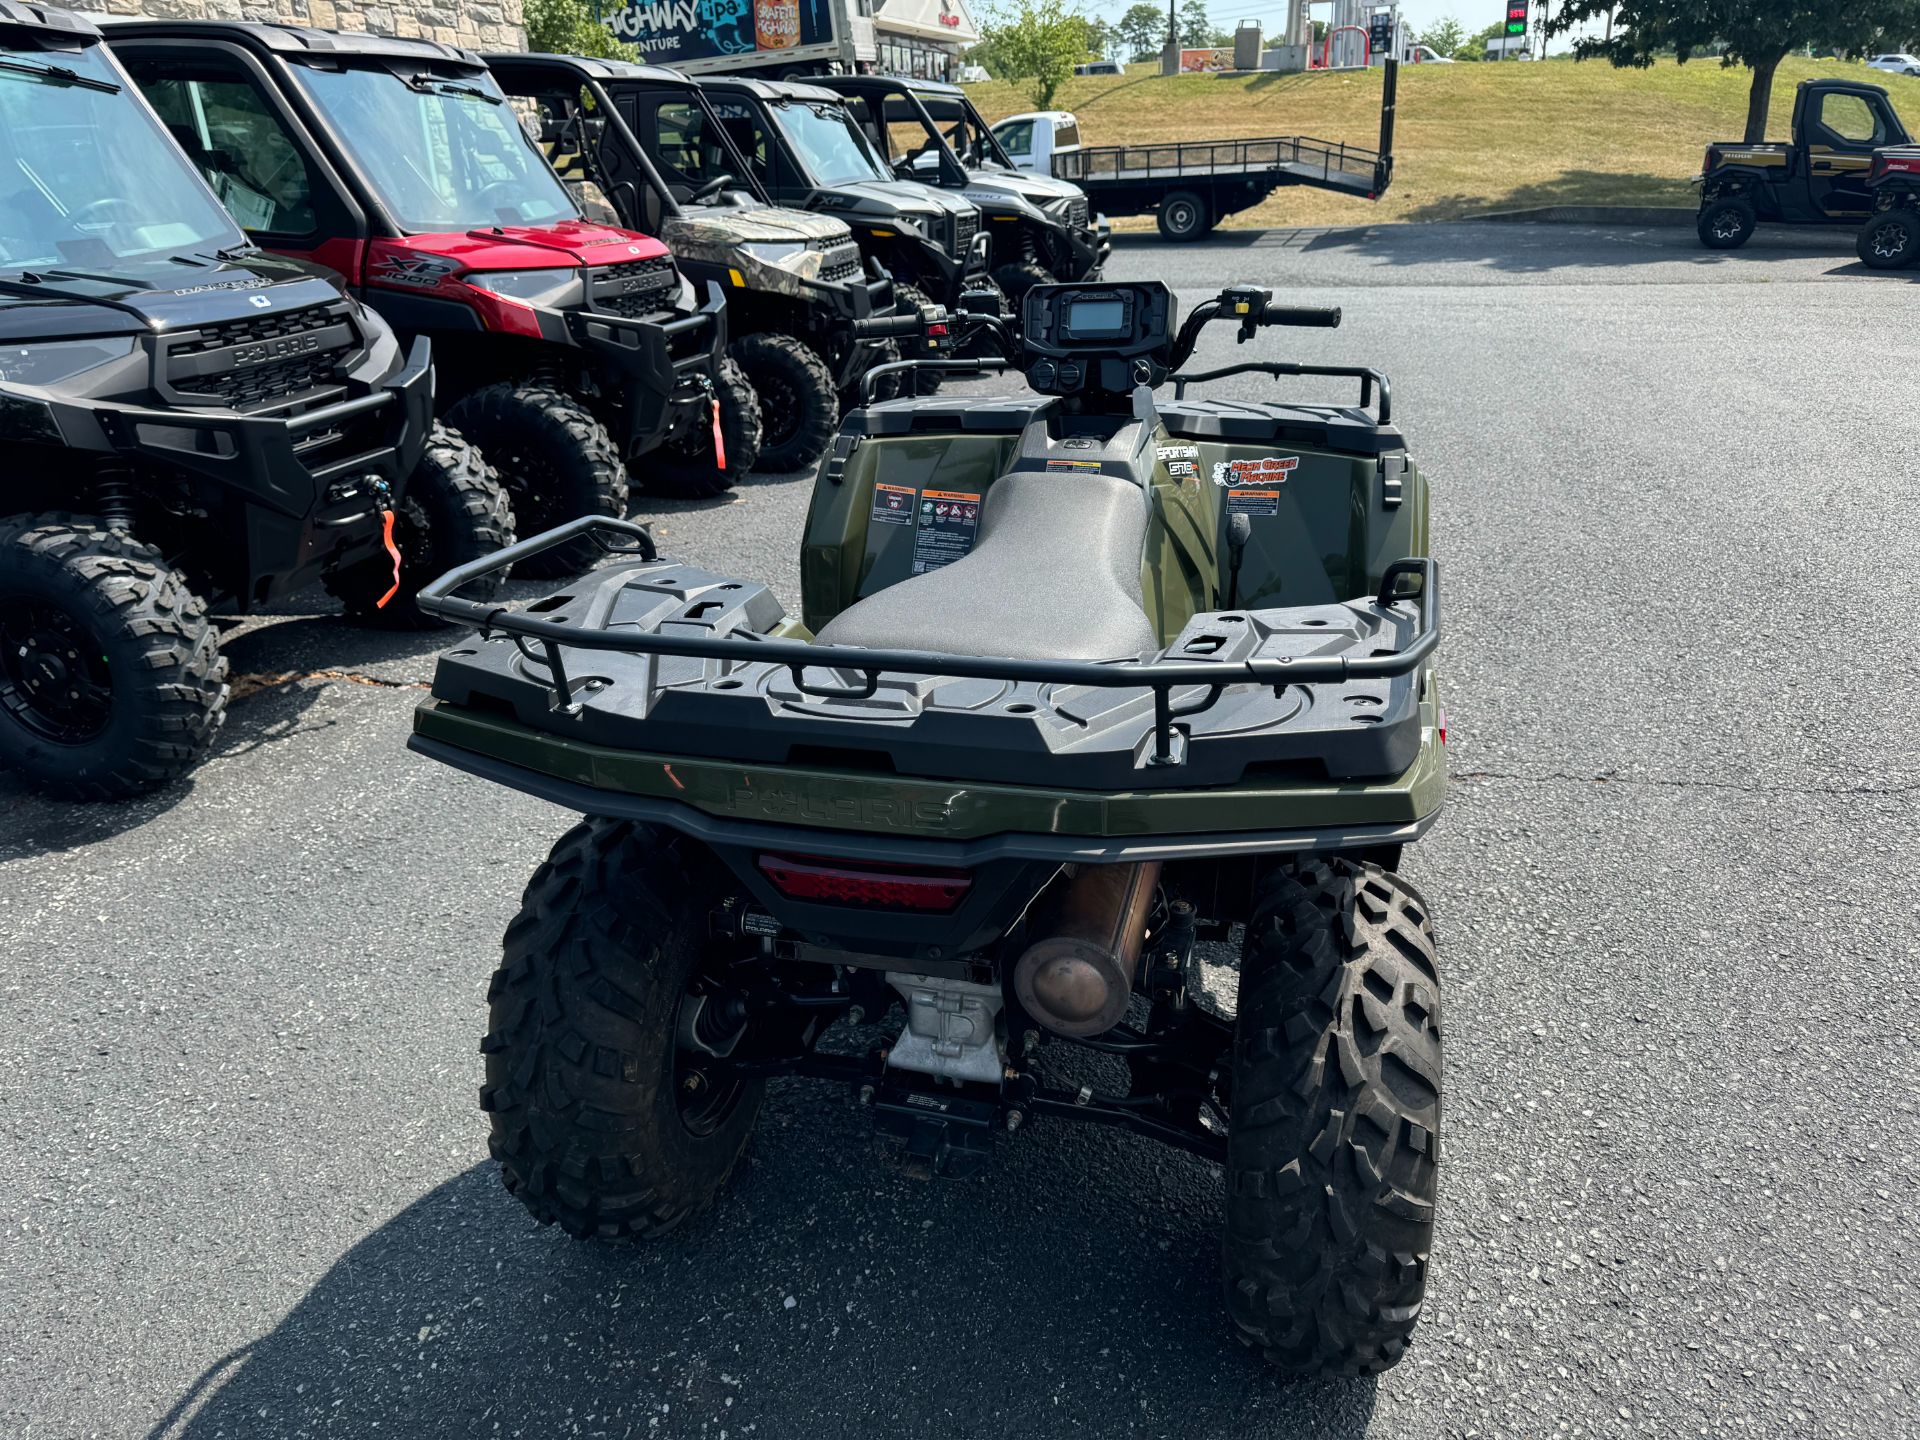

{"left": 1712, "top": 211, "right": 1746, "bottom": 241}
{"left": 0, "top": 602, "right": 114, "bottom": 745}
{"left": 673, "top": 986, "right": 750, "bottom": 1137}
{"left": 1873, "top": 222, "right": 1910, "bottom": 259}
{"left": 756, "top": 371, "right": 803, "bottom": 450}
{"left": 491, "top": 445, "right": 570, "bottom": 532}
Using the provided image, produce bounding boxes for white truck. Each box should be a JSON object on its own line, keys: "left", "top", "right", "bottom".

{"left": 987, "top": 61, "right": 1398, "bottom": 241}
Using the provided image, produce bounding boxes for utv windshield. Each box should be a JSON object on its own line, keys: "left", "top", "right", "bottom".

{"left": 290, "top": 64, "right": 578, "bottom": 232}
{"left": 919, "top": 94, "right": 1014, "bottom": 169}
{"left": 0, "top": 43, "right": 241, "bottom": 272}
{"left": 768, "top": 99, "right": 893, "bottom": 187}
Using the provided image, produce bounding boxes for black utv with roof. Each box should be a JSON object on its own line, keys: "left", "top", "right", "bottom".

{"left": 815, "top": 74, "right": 1108, "bottom": 305}
{"left": 0, "top": 0, "right": 510, "bottom": 801}
{"left": 487, "top": 52, "right": 896, "bottom": 472}
{"left": 693, "top": 74, "right": 988, "bottom": 326}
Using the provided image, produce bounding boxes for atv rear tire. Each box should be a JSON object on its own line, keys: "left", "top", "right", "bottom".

{"left": 637, "top": 357, "right": 762, "bottom": 499}
{"left": 732, "top": 332, "right": 838, "bottom": 473}
{"left": 1857, "top": 208, "right": 1920, "bottom": 269}
{"left": 325, "top": 423, "right": 516, "bottom": 629}
{"left": 481, "top": 818, "right": 765, "bottom": 1239}
{"left": 1157, "top": 190, "right": 1213, "bottom": 243}
{"left": 1224, "top": 857, "right": 1441, "bottom": 1376}
{"left": 0, "top": 514, "right": 228, "bottom": 800}
{"left": 1696, "top": 197, "right": 1757, "bottom": 250}
{"left": 445, "top": 383, "right": 625, "bottom": 580}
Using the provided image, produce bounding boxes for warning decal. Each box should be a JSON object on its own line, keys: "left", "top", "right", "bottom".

{"left": 871, "top": 481, "right": 915, "bottom": 526}
{"left": 1211, "top": 455, "right": 1299, "bottom": 487}
{"left": 912, "top": 488, "right": 981, "bottom": 573}
{"left": 1045, "top": 459, "right": 1102, "bottom": 473}
{"left": 1227, "top": 488, "right": 1282, "bottom": 517}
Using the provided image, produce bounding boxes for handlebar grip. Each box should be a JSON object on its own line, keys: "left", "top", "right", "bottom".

{"left": 852, "top": 313, "right": 932, "bottom": 339}
{"left": 1263, "top": 305, "right": 1342, "bottom": 328}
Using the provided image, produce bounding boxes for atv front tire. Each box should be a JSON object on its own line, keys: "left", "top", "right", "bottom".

{"left": 325, "top": 423, "right": 515, "bottom": 629}
{"left": 1696, "top": 197, "right": 1757, "bottom": 250}
{"left": 0, "top": 515, "right": 228, "bottom": 799}
{"left": 890, "top": 283, "right": 944, "bottom": 396}
{"left": 1224, "top": 857, "right": 1441, "bottom": 1376}
{"left": 1857, "top": 208, "right": 1920, "bottom": 269}
{"left": 481, "top": 818, "right": 765, "bottom": 1239}
{"left": 732, "top": 332, "right": 838, "bottom": 473}
{"left": 445, "top": 382, "right": 625, "bottom": 580}
{"left": 638, "top": 357, "right": 763, "bottom": 499}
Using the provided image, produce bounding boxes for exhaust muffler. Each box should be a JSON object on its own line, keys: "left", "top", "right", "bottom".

{"left": 1012, "top": 862, "right": 1161, "bottom": 1038}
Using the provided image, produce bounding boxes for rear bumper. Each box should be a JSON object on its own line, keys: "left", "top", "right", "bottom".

{"left": 408, "top": 698, "right": 1447, "bottom": 864}
{"left": 566, "top": 283, "right": 728, "bottom": 457}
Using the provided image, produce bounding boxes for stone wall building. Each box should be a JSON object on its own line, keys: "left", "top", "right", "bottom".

{"left": 67, "top": 0, "right": 527, "bottom": 55}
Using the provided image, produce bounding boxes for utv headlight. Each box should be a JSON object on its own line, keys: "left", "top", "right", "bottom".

{"left": 464, "top": 268, "right": 580, "bottom": 306}
{"left": 0, "top": 336, "right": 138, "bottom": 386}
{"left": 740, "top": 241, "right": 811, "bottom": 271}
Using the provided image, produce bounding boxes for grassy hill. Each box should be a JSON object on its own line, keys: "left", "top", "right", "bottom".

{"left": 964, "top": 56, "right": 1920, "bottom": 230}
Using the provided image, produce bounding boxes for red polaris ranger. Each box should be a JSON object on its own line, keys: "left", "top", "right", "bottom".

{"left": 108, "top": 22, "right": 760, "bottom": 577}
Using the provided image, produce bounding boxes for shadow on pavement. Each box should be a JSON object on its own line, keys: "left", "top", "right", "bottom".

{"left": 143, "top": 1081, "right": 1380, "bottom": 1439}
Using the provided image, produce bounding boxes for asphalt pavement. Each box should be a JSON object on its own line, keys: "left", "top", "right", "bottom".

{"left": 3, "top": 221, "right": 1917, "bottom": 1440}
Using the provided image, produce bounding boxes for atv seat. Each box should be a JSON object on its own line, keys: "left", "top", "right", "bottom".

{"left": 816, "top": 470, "right": 1159, "bottom": 661}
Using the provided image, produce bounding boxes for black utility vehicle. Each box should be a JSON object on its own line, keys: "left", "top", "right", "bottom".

{"left": 816, "top": 74, "right": 1107, "bottom": 303}
{"left": 0, "top": 1, "right": 507, "bottom": 800}
{"left": 108, "top": 21, "right": 757, "bottom": 576}
{"left": 694, "top": 74, "right": 988, "bottom": 323}
{"left": 1695, "top": 78, "right": 1911, "bottom": 249}
{"left": 488, "top": 52, "right": 895, "bottom": 471}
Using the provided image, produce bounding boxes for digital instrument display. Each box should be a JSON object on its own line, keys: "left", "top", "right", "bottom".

{"left": 1065, "top": 297, "right": 1126, "bottom": 334}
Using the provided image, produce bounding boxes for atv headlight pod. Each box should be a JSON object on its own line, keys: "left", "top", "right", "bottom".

{"left": 0, "top": 336, "right": 139, "bottom": 387}
{"left": 463, "top": 268, "right": 581, "bottom": 307}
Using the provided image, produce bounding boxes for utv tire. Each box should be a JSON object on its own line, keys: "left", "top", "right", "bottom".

{"left": 1857, "top": 209, "right": 1920, "bottom": 269}
{"left": 325, "top": 423, "right": 516, "bottom": 629}
{"left": 637, "top": 357, "right": 763, "bottom": 499}
{"left": 890, "top": 283, "right": 944, "bottom": 395}
{"left": 849, "top": 336, "right": 902, "bottom": 406}
{"left": 990, "top": 258, "right": 1054, "bottom": 310}
{"left": 445, "top": 382, "right": 625, "bottom": 580}
{"left": 482, "top": 818, "right": 765, "bottom": 1239}
{"left": 0, "top": 515, "right": 228, "bottom": 800}
{"left": 1696, "top": 198, "right": 1757, "bottom": 250}
{"left": 1157, "top": 190, "right": 1213, "bottom": 243}
{"left": 1225, "top": 857, "right": 1441, "bottom": 1377}
{"left": 732, "top": 332, "right": 838, "bottom": 473}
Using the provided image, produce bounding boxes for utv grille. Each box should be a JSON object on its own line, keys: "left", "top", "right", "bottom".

{"left": 951, "top": 209, "right": 978, "bottom": 260}
{"left": 820, "top": 243, "right": 863, "bottom": 285}
{"left": 1066, "top": 195, "right": 1090, "bottom": 230}
{"left": 164, "top": 304, "right": 357, "bottom": 412}
{"left": 590, "top": 256, "right": 678, "bottom": 319}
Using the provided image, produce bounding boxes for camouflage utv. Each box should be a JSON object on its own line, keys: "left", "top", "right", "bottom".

{"left": 493, "top": 54, "right": 895, "bottom": 474}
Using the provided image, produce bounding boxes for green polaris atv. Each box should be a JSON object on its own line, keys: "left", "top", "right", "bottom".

{"left": 410, "top": 280, "right": 1446, "bottom": 1376}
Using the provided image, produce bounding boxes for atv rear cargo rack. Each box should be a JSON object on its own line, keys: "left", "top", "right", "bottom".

{"left": 417, "top": 517, "right": 1438, "bottom": 776}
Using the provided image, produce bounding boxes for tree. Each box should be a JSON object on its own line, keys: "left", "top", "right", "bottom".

{"left": 525, "top": 0, "right": 637, "bottom": 61}
{"left": 1416, "top": 16, "right": 1467, "bottom": 56}
{"left": 979, "top": 0, "right": 1091, "bottom": 110}
{"left": 1550, "top": 0, "right": 1920, "bottom": 142}
{"left": 1178, "top": 0, "right": 1214, "bottom": 49}
{"left": 1117, "top": 1, "right": 1164, "bottom": 60}
{"left": 1082, "top": 15, "right": 1118, "bottom": 59}
{"left": 1452, "top": 19, "right": 1503, "bottom": 60}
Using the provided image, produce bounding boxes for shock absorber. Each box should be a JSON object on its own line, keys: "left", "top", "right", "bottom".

{"left": 92, "top": 467, "right": 137, "bottom": 532}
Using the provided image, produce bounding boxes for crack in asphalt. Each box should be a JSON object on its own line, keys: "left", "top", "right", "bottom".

{"left": 229, "top": 669, "right": 431, "bottom": 702}
{"left": 1453, "top": 768, "right": 1920, "bottom": 799}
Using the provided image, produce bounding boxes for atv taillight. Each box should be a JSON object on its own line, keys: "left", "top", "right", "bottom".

{"left": 757, "top": 854, "right": 972, "bottom": 912}
{"left": 1704, "top": 146, "right": 1721, "bottom": 172}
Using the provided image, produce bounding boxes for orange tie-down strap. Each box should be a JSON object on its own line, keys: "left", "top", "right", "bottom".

{"left": 377, "top": 508, "right": 401, "bottom": 609}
